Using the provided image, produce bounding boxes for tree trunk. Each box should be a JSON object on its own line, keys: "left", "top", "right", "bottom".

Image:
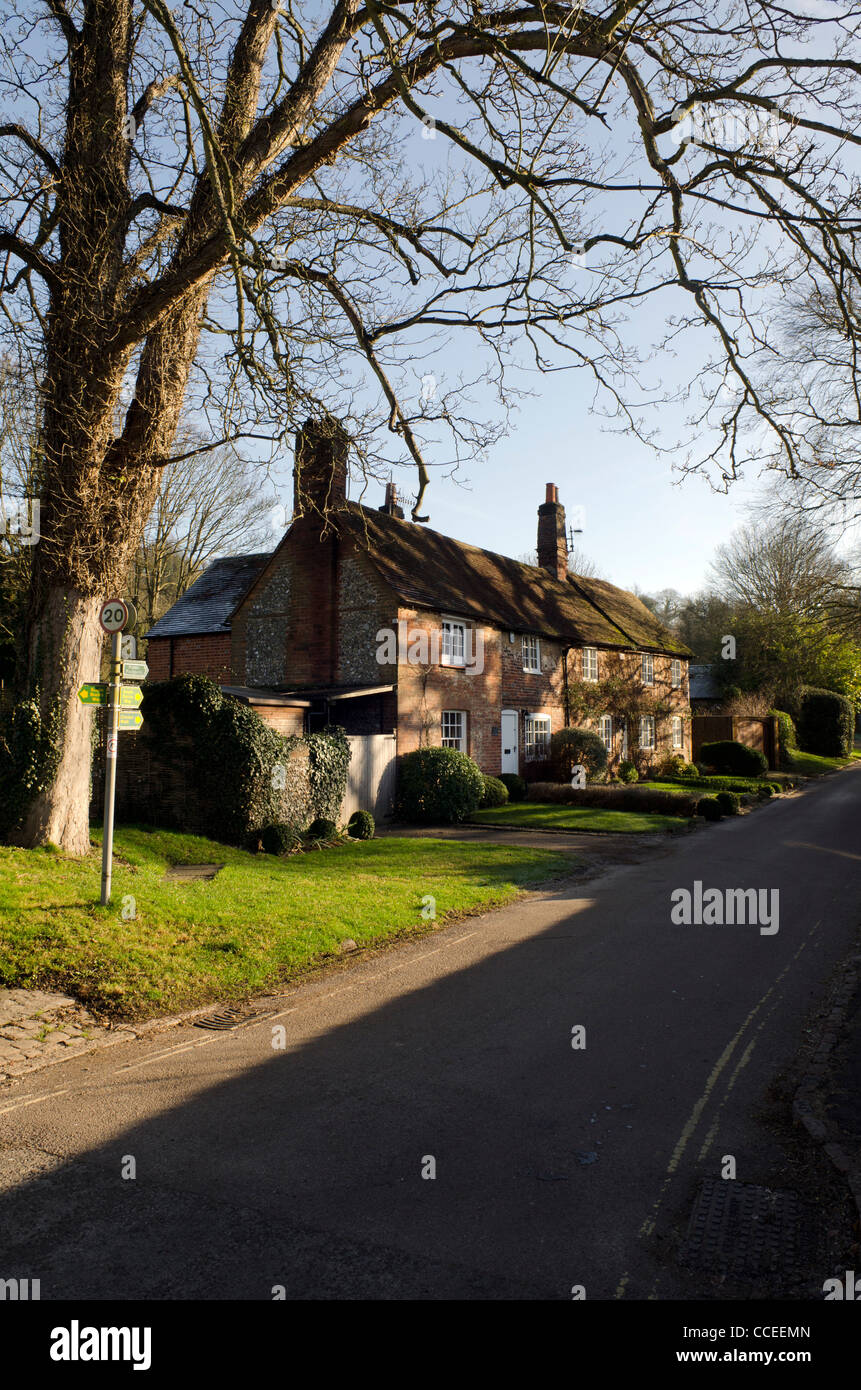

{"left": 10, "top": 586, "right": 104, "bottom": 856}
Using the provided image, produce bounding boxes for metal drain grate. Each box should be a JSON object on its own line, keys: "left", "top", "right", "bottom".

{"left": 194, "top": 1006, "right": 247, "bottom": 1031}
{"left": 679, "top": 1178, "right": 810, "bottom": 1281}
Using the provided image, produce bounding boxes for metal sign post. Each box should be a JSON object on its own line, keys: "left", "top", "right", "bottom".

{"left": 98, "top": 598, "right": 130, "bottom": 907}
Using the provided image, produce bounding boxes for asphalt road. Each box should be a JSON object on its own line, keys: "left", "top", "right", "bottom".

{"left": 1, "top": 769, "right": 860, "bottom": 1300}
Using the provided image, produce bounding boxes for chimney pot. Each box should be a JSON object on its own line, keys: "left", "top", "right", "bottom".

{"left": 537, "top": 484, "right": 568, "bottom": 581}
{"left": 293, "top": 415, "right": 349, "bottom": 520}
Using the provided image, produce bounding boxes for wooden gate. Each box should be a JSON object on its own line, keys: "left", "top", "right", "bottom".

{"left": 341, "top": 734, "right": 398, "bottom": 821}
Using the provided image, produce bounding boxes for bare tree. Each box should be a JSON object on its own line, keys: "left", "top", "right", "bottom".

{"left": 709, "top": 518, "right": 850, "bottom": 617}
{"left": 3, "top": 1, "right": 861, "bottom": 850}
{"left": 129, "top": 436, "right": 275, "bottom": 635}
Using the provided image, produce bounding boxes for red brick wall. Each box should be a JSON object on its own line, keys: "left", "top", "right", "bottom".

{"left": 145, "top": 633, "right": 235, "bottom": 684}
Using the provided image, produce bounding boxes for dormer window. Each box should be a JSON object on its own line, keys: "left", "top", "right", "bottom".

{"left": 522, "top": 635, "right": 541, "bottom": 673}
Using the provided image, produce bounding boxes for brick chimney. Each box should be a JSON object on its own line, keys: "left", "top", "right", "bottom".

{"left": 293, "top": 416, "right": 349, "bottom": 519}
{"left": 537, "top": 482, "right": 568, "bottom": 580}
{"left": 378, "top": 482, "right": 405, "bottom": 519}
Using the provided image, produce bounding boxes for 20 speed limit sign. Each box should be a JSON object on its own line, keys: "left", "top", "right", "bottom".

{"left": 99, "top": 598, "right": 129, "bottom": 634}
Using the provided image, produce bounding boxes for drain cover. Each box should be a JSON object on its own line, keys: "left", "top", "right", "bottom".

{"left": 194, "top": 1006, "right": 247, "bottom": 1031}
{"left": 680, "top": 1178, "right": 811, "bottom": 1280}
{"left": 164, "top": 863, "right": 224, "bottom": 882}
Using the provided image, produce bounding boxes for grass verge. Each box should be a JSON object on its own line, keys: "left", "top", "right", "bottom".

{"left": 0, "top": 824, "right": 574, "bottom": 1022}
{"left": 471, "top": 804, "right": 686, "bottom": 833}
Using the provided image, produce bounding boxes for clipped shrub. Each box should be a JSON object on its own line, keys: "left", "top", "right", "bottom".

{"left": 618, "top": 760, "right": 639, "bottom": 784}
{"left": 715, "top": 791, "right": 740, "bottom": 816}
{"left": 697, "top": 796, "right": 723, "bottom": 821}
{"left": 396, "top": 746, "right": 484, "bottom": 824}
{"left": 657, "top": 753, "right": 687, "bottom": 779}
{"left": 756, "top": 782, "right": 775, "bottom": 799}
{"left": 480, "top": 775, "right": 509, "bottom": 808}
{"left": 260, "top": 823, "right": 299, "bottom": 855}
{"left": 347, "top": 810, "right": 375, "bottom": 840}
{"left": 698, "top": 740, "right": 768, "bottom": 777}
{"left": 549, "top": 727, "right": 608, "bottom": 782}
{"left": 675, "top": 762, "right": 701, "bottom": 781}
{"left": 499, "top": 772, "right": 527, "bottom": 801}
{"left": 528, "top": 782, "right": 698, "bottom": 817}
{"left": 768, "top": 709, "right": 797, "bottom": 770}
{"left": 797, "top": 686, "right": 854, "bottom": 757}
{"left": 306, "top": 817, "right": 338, "bottom": 840}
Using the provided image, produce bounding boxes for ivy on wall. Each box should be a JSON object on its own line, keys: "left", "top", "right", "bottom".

{"left": 134, "top": 675, "right": 350, "bottom": 843}
{"left": 0, "top": 688, "right": 63, "bottom": 839}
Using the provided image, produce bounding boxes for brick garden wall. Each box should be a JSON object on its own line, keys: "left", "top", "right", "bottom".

{"left": 145, "top": 633, "right": 234, "bottom": 684}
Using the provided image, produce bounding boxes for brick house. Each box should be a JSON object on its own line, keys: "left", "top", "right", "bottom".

{"left": 145, "top": 421, "right": 692, "bottom": 779}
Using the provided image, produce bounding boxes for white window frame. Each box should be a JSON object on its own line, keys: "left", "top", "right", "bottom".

{"left": 598, "top": 715, "right": 613, "bottom": 751}
{"left": 671, "top": 659, "right": 682, "bottom": 689}
{"left": 639, "top": 715, "right": 656, "bottom": 750}
{"left": 524, "top": 713, "right": 551, "bottom": 761}
{"left": 441, "top": 618, "right": 466, "bottom": 667}
{"left": 582, "top": 646, "right": 598, "bottom": 682}
{"left": 441, "top": 710, "right": 466, "bottom": 751}
{"left": 522, "top": 634, "right": 541, "bottom": 674}
{"left": 620, "top": 719, "right": 628, "bottom": 760}
{"left": 671, "top": 715, "right": 684, "bottom": 750}
{"left": 641, "top": 652, "right": 654, "bottom": 686}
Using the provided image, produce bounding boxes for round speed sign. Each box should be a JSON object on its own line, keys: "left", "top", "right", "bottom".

{"left": 99, "top": 598, "right": 129, "bottom": 634}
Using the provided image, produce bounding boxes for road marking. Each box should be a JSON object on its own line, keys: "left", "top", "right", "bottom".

{"left": 0, "top": 1087, "right": 69, "bottom": 1116}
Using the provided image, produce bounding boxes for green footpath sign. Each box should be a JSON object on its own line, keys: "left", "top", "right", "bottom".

{"left": 116, "top": 710, "right": 143, "bottom": 731}
{"left": 119, "top": 686, "right": 143, "bottom": 708}
{"left": 122, "top": 660, "right": 148, "bottom": 680}
{"left": 78, "top": 683, "right": 107, "bottom": 705}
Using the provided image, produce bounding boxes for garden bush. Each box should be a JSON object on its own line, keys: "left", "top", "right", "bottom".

{"left": 259, "top": 823, "right": 300, "bottom": 855}
{"left": 755, "top": 782, "right": 775, "bottom": 799}
{"left": 396, "top": 746, "right": 484, "bottom": 823}
{"left": 797, "top": 686, "right": 854, "bottom": 757}
{"left": 306, "top": 817, "right": 338, "bottom": 840}
{"left": 675, "top": 762, "right": 701, "bottom": 781}
{"left": 499, "top": 773, "right": 527, "bottom": 801}
{"left": 347, "top": 810, "right": 375, "bottom": 840}
{"left": 480, "top": 775, "right": 509, "bottom": 808}
{"left": 528, "top": 782, "right": 698, "bottom": 817}
{"left": 549, "top": 727, "right": 608, "bottom": 782}
{"left": 698, "top": 740, "right": 768, "bottom": 777}
{"left": 618, "top": 760, "right": 638, "bottom": 784}
{"left": 697, "top": 796, "right": 723, "bottom": 821}
{"left": 657, "top": 753, "right": 687, "bottom": 779}
{"left": 768, "top": 709, "right": 797, "bottom": 770}
{"left": 715, "top": 791, "right": 740, "bottom": 816}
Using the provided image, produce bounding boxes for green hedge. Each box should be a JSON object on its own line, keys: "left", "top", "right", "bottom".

{"left": 796, "top": 686, "right": 854, "bottom": 757}
{"left": 699, "top": 740, "right": 768, "bottom": 777}
{"left": 138, "top": 675, "right": 349, "bottom": 844}
{"left": 396, "top": 747, "right": 484, "bottom": 823}
{"left": 528, "top": 781, "right": 698, "bottom": 817}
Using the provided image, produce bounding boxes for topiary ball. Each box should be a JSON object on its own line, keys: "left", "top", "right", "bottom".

{"left": 715, "top": 791, "right": 740, "bottom": 815}
{"left": 347, "top": 810, "right": 375, "bottom": 840}
{"left": 499, "top": 773, "right": 527, "bottom": 802}
{"left": 306, "top": 816, "right": 338, "bottom": 840}
{"left": 697, "top": 796, "right": 723, "bottom": 821}
{"left": 480, "top": 774, "right": 509, "bottom": 808}
{"left": 260, "top": 822, "right": 298, "bottom": 855}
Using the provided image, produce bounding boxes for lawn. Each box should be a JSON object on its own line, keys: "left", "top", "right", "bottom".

{"left": 0, "top": 825, "right": 574, "bottom": 1022}
{"left": 471, "top": 804, "right": 687, "bottom": 833}
{"left": 787, "top": 748, "right": 861, "bottom": 777}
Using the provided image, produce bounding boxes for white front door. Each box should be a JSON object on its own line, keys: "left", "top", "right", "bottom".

{"left": 501, "top": 710, "right": 519, "bottom": 774}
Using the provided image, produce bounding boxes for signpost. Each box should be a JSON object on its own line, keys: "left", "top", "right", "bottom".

{"left": 87, "top": 598, "right": 142, "bottom": 907}
{"left": 121, "top": 660, "right": 148, "bottom": 681}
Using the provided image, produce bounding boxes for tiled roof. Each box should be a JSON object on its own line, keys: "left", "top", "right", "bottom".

{"left": 145, "top": 554, "right": 271, "bottom": 638}
{"left": 148, "top": 504, "right": 689, "bottom": 657}
{"left": 339, "top": 506, "right": 690, "bottom": 655}
{"left": 689, "top": 664, "right": 721, "bottom": 699}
